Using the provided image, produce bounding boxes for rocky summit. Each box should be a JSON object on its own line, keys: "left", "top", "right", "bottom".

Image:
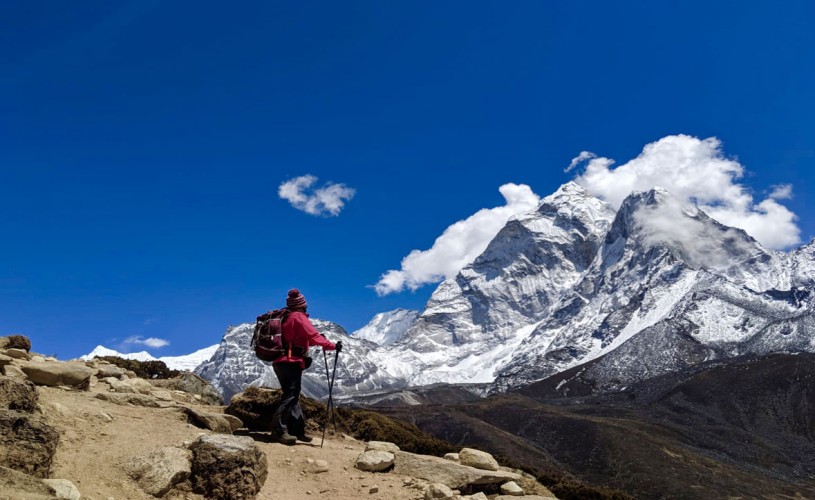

{"left": 195, "top": 182, "right": 815, "bottom": 402}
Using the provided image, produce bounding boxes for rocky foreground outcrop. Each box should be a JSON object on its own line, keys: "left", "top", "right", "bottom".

{"left": 1, "top": 335, "right": 559, "bottom": 499}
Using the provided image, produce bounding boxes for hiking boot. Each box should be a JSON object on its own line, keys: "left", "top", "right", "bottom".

{"left": 296, "top": 434, "right": 313, "bottom": 443}
{"left": 275, "top": 432, "right": 297, "bottom": 445}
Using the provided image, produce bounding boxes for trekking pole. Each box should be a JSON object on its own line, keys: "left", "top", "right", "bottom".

{"left": 328, "top": 349, "right": 340, "bottom": 429}
{"left": 320, "top": 349, "right": 331, "bottom": 448}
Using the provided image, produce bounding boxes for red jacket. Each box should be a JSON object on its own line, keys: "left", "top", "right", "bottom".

{"left": 274, "top": 311, "right": 336, "bottom": 368}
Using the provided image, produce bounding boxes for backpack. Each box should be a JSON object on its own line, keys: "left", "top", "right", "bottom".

{"left": 251, "top": 309, "right": 289, "bottom": 362}
{"left": 250, "top": 308, "right": 308, "bottom": 362}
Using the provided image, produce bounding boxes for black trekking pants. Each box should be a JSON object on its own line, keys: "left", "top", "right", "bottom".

{"left": 272, "top": 362, "right": 305, "bottom": 436}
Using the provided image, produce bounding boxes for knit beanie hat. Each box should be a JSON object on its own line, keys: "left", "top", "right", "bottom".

{"left": 286, "top": 289, "right": 307, "bottom": 310}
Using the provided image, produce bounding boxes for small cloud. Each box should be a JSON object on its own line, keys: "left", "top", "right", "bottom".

{"left": 374, "top": 183, "right": 541, "bottom": 295}
{"left": 278, "top": 174, "right": 356, "bottom": 216}
{"left": 123, "top": 336, "right": 170, "bottom": 349}
{"left": 769, "top": 184, "right": 793, "bottom": 200}
{"left": 565, "top": 151, "right": 597, "bottom": 173}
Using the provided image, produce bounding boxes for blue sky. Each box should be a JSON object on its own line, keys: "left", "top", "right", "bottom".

{"left": 2, "top": 1, "right": 814, "bottom": 358}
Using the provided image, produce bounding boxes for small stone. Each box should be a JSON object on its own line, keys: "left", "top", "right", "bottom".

{"left": 443, "top": 453, "right": 460, "bottom": 462}
{"left": 424, "top": 483, "right": 454, "bottom": 499}
{"left": 369, "top": 485, "right": 379, "bottom": 494}
{"left": 306, "top": 458, "right": 315, "bottom": 464}
{"left": 42, "top": 479, "right": 82, "bottom": 500}
{"left": 313, "top": 459, "right": 329, "bottom": 473}
{"left": 97, "top": 412, "right": 114, "bottom": 423}
{"left": 500, "top": 480, "right": 525, "bottom": 496}
{"left": 469, "top": 493, "right": 488, "bottom": 500}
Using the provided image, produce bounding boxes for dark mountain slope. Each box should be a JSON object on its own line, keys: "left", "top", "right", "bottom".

{"left": 370, "top": 353, "right": 815, "bottom": 499}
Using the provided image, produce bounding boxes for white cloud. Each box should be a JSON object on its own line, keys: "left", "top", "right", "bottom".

{"left": 633, "top": 192, "right": 759, "bottom": 271}
{"left": 278, "top": 175, "right": 356, "bottom": 217}
{"left": 573, "top": 135, "right": 800, "bottom": 249}
{"left": 565, "top": 151, "right": 597, "bottom": 173}
{"left": 769, "top": 184, "right": 793, "bottom": 200}
{"left": 375, "top": 183, "right": 541, "bottom": 295}
{"left": 124, "top": 336, "right": 170, "bottom": 348}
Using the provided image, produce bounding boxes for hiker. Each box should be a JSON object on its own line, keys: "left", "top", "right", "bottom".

{"left": 271, "top": 288, "right": 342, "bottom": 445}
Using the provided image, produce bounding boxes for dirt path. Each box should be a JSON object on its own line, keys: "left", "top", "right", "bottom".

{"left": 38, "top": 384, "right": 424, "bottom": 500}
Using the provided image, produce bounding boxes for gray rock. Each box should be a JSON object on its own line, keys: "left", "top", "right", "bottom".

{"left": 95, "top": 364, "right": 126, "bottom": 379}
{"left": 459, "top": 448, "right": 499, "bottom": 471}
{"left": 365, "top": 440, "right": 400, "bottom": 453}
{"left": 103, "top": 377, "right": 137, "bottom": 393}
{"left": 311, "top": 459, "right": 329, "bottom": 473}
{"left": 151, "top": 372, "right": 222, "bottom": 405}
{"left": 500, "top": 480, "right": 524, "bottom": 496}
{"left": 355, "top": 450, "right": 395, "bottom": 472}
{"left": 425, "top": 483, "right": 455, "bottom": 499}
{"left": 20, "top": 362, "right": 92, "bottom": 389}
{"left": 183, "top": 406, "right": 240, "bottom": 434}
{"left": 4, "top": 348, "right": 32, "bottom": 361}
{"left": 189, "top": 434, "right": 267, "bottom": 500}
{"left": 122, "top": 447, "right": 192, "bottom": 497}
{"left": 443, "top": 453, "right": 460, "bottom": 462}
{"left": 0, "top": 354, "right": 13, "bottom": 368}
{"left": 222, "top": 413, "right": 243, "bottom": 432}
{"left": 0, "top": 465, "right": 57, "bottom": 499}
{"left": 469, "top": 493, "right": 489, "bottom": 500}
{"left": 0, "top": 409, "right": 60, "bottom": 478}
{"left": 393, "top": 451, "right": 520, "bottom": 489}
{"left": 95, "top": 392, "right": 160, "bottom": 407}
{"left": 0, "top": 375, "right": 38, "bottom": 413}
{"left": 3, "top": 364, "right": 28, "bottom": 379}
{"left": 42, "top": 479, "right": 81, "bottom": 500}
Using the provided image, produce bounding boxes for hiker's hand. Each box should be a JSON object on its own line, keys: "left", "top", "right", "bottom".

{"left": 335, "top": 341, "right": 343, "bottom": 353}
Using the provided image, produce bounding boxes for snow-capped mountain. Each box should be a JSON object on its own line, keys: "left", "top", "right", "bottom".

{"left": 81, "top": 344, "right": 219, "bottom": 372}
{"left": 195, "top": 319, "right": 404, "bottom": 402}
{"left": 195, "top": 182, "right": 815, "bottom": 401}
{"left": 352, "top": 309, "right": 419, "bottom": 346}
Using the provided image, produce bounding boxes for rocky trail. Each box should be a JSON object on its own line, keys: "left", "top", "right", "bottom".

{"left": 0, "top": 335, "right": 557, "bottom": 500}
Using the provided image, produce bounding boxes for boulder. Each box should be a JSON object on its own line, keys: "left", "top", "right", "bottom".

{"left": 459, "top": 448, "right": 499, "bottom": 471}
{"left": 469, "top": 493, "right": 488, "bottom": 500}
{"left": 356, "top": 450, "right": 395, "bottom": 472}
{"left": 0, "top": 335, "right": 32, "bottom": 352}
{"left": 183, "top": 407, "right": 242, "bottom": 434}
{"left": 95, "top": 392, "right": 160, "bottom": 407}
{"left": 500, "top": 480, "right": 524, "bottom": 496}
{"left": 425, "top": 483, "right": 455, "bottom": 499}
{"left": 0, "top": 465, "right": 57, "bottom": 499}
{"left": 0, "top": 354, "right": 12, "bottom": 369}
{"left": 122, "top": 447, "right": 192, "bottom": 497}
{"left": 20, "top": 362, "right": 92, "bottom": 389}
{"left": 150, "top": 372, "right": 222, "bottom": 405}
{"left": 3, "top": 364, "right": 28, "bottom": 380}
{"left": 0, "top": 375, "right": 38, "bottom": 413}
{"left": 0, "top": 410, "right": 60, "bottom": 478}
{"left": 3, "top": 348, "right": 32, "bottom": 361}
{"left": 30, "top": 355, "right": 47, "bottom": 363}
{"left": 365, "top": 441, "right": 400, "bottom": 453}
{"left": 190, "top": 434, "right": 267, "bottom": 500}
{"left": 103, "top": 377, "right": 137, "bottom": 393}
{"left": 42, "top": 479, "right": 81, "bottom": 500}
{"left": 95, "top": 364, "right": 126, "bottom": 379}
{"left": 392, "top": 451, "right": 520, "bottom": 490}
